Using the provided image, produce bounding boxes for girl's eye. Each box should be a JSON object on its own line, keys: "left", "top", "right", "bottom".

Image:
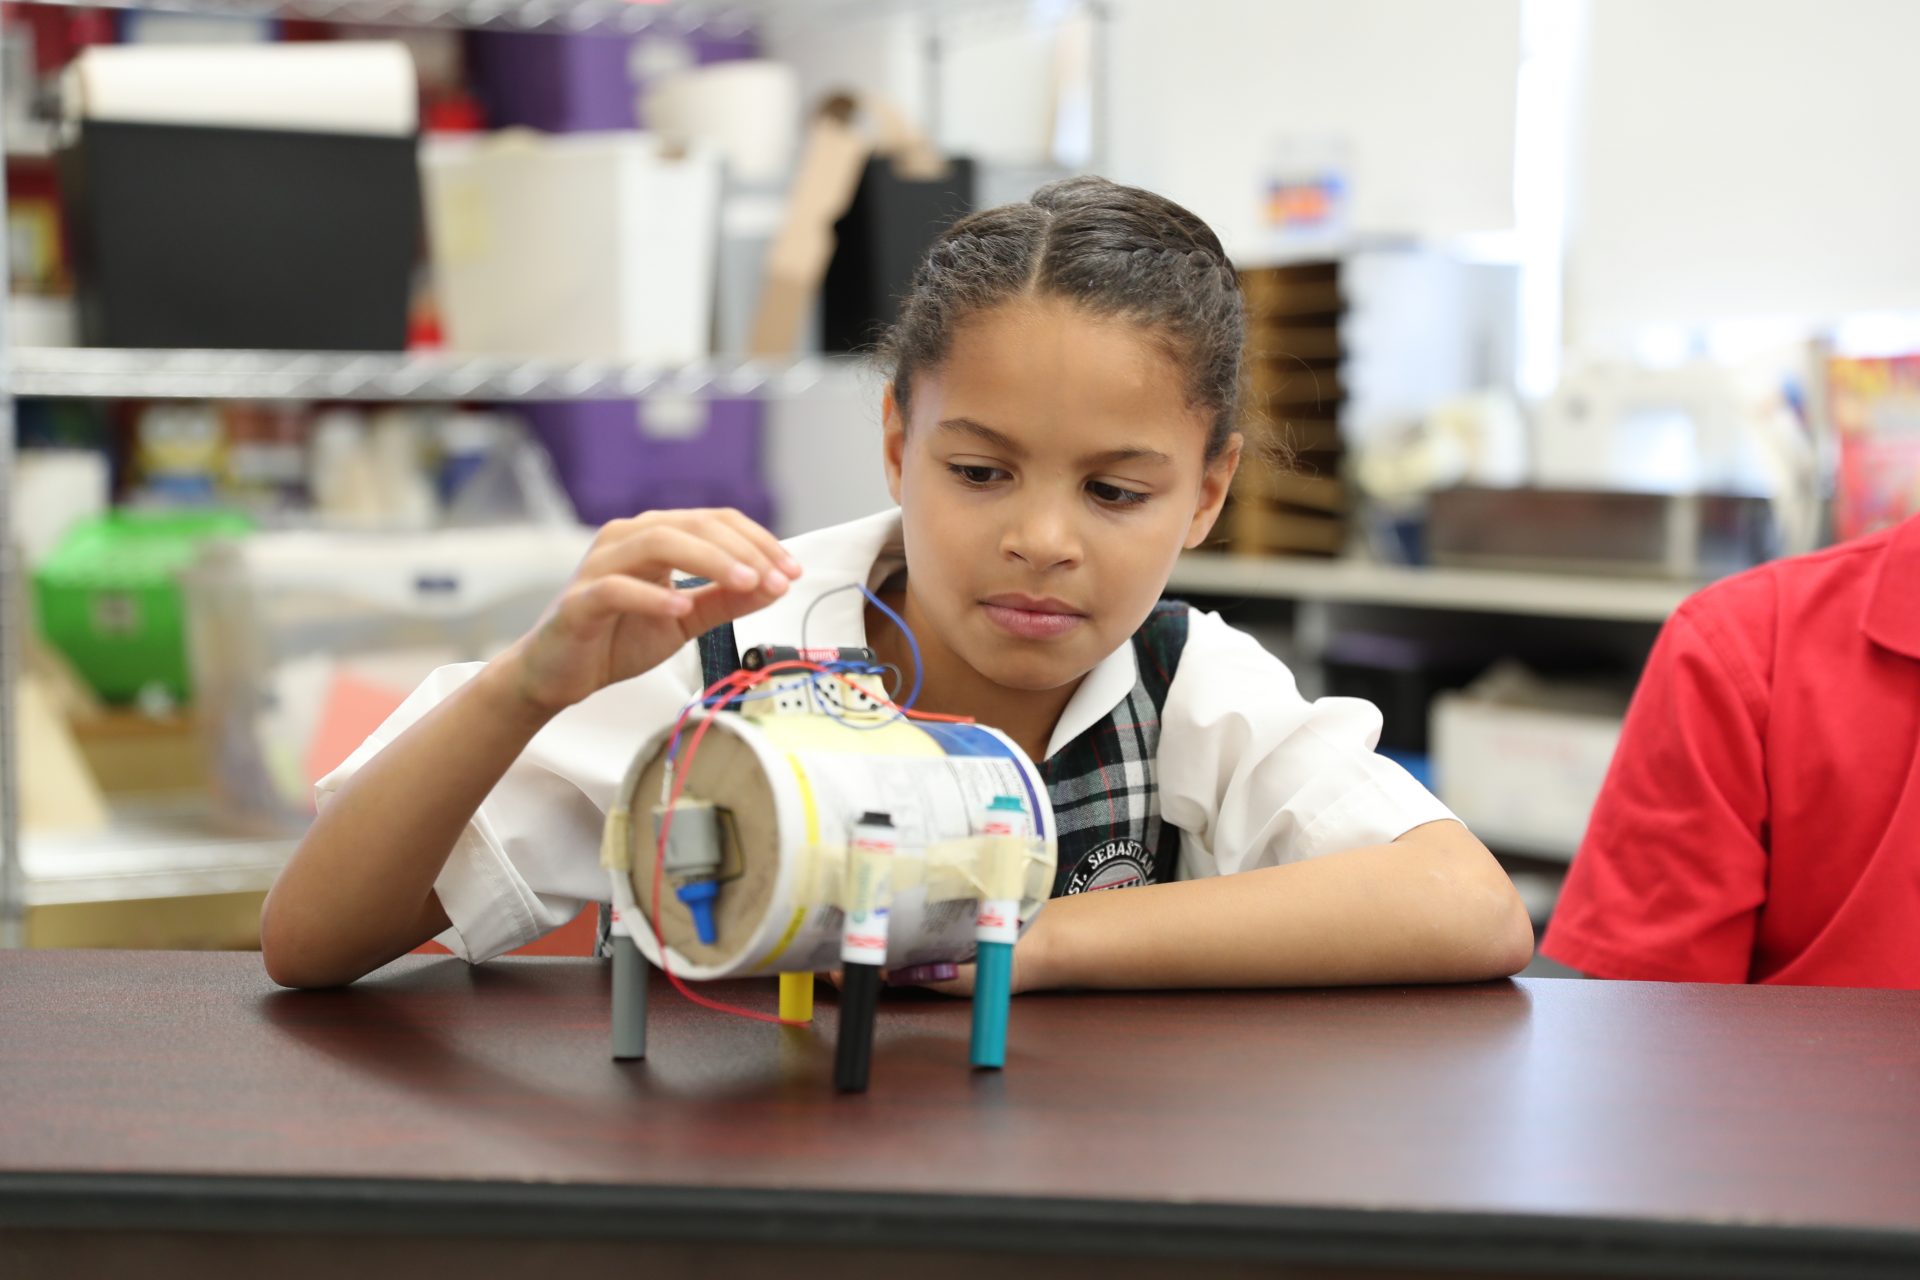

{"left": 947, "top": 463, "right": 1005, "bottom": 487}
{"left": 1089, "top": 481, "right": 1151, "bottom": 508}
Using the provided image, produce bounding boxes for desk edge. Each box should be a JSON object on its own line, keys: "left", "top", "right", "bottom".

{"left": 2, "top": 1172, "right": 1916, "bottom": 1280}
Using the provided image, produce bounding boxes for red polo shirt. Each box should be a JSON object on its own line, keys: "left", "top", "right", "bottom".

{"left": 1543, "top": 514, "right": 1920, "bottom": 987}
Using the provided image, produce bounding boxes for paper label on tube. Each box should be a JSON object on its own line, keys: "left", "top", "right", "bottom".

{"left": 751, "top": 721, "right": 1045, "bottom": 973}
{"left": 974, "top": 897, "right": 1020, "bottom": 945}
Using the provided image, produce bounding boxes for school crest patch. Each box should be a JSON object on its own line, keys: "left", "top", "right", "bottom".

{"left": 1063, "top": 838, "right": 1152, "bottom": 894}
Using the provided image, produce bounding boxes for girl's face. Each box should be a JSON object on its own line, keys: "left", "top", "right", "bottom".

{"left": 883, "top": 294, "right": 1240, "bottom": 694}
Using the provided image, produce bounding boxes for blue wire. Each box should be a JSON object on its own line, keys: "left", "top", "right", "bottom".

{"left": 811, "top": 660, "right": 905, "bottom": 732}
{"left": 798, "top": 580, "right": 925, "bottom": 712}
{"left": 670, "top": 582, "right": 929, "bottom": 760}
{"left": 857, "top": 584, "right": 922, "bottom": 711}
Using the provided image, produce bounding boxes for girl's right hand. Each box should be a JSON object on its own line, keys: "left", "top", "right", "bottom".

{"left": 500, "top": 508, "right": 803, "bottom": 717}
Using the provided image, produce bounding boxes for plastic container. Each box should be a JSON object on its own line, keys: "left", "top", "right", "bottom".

{"left": 1432, "top": 666, "right": 1629, "bottom": 862}
{"left": 526, "top": 396, "right": 773, "bottom": 528}
{"left": 421, "top": 131, "right": 720, "bottom": 364}
{"left": 33, "top": 509, "right": 253, "bottom": 704}
{"left": 467, "top": 28, "right": 758, "bottom": 135}
{"left": 184, "top": 524, "right": 592, "bottom": 833}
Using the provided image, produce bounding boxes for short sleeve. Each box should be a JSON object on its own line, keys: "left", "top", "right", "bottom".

{"left": 1158, "top": 610, "right": 1457, "bottom": 879}
{"left": 313, "top": 643, "right": 703, "bottom": 963}
{"left": 1541, "top": 596, "right": 1771, "bottom": 983}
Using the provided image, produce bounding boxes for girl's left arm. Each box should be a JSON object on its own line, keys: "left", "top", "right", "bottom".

{"left": 1007, "top": 818, "right": 1533, "bottom": 992}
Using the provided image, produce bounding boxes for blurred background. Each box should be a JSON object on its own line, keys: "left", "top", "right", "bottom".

{"left": 3, "top": 0, "right": 1915, "bottom": 970}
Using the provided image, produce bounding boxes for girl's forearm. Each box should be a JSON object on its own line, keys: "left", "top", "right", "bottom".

{"left": 1023, "top": 821, "right": 1533, "bottom": 991}
{"left": 259, "top": 655, "right": 554, "bottom": 989}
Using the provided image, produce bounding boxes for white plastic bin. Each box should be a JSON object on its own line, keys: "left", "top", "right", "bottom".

{"left": 422, "top": 132, "right": 721, "bottom": 363}
{"left": 1431, "top": 665, "right": 1628, "bottom": 862}
{"left": 185, "top": 525, "right": 593, "bottom": 834}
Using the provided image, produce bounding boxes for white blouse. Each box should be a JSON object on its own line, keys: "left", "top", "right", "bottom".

{"left": 317, "top": 508, "right": 1456, "bottom": 962}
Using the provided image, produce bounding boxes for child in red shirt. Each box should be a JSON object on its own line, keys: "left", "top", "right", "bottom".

{"left": 1543, "top": 513, "right": 1920, "bottom": 987}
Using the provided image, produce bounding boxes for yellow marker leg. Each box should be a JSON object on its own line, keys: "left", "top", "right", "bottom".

{"left": 779, "top": 971, "right": 815, "bottom": 1021}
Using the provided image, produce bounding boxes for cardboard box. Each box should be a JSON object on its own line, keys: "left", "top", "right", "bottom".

{"left": 1433, "top": 667, "right": 1627, "bottom": 861}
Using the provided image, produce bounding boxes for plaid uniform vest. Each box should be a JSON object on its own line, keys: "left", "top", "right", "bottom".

{"left": 1036, "top": 599, "right": 1190, "bottom": 896}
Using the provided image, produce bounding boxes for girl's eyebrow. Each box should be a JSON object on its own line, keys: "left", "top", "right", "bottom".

{"left": 936, "top": 417, "right": 1173, "bottom": 468}
{"left": 938, "top": 417, "right": 1026, "bottom": 456}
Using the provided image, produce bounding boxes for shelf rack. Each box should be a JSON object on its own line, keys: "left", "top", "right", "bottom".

{"left": 0, "top": 0, "right": 880, "bottom": 949}
{"left": 1166, "top": 553, "right": 1692, "bottom": 624}
{"left": 6, "top": 0, "right": 759, "bottom": 35}
{"left": 0, "top": 0, "right": 1118, "bottom": 945}
{"left": 7, "top": 346, "right": 843, "bottom": 402}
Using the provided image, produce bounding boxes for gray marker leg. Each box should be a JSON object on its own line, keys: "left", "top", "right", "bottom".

{"left": 612, "top": 933, "right": 648, "bottom": 1060}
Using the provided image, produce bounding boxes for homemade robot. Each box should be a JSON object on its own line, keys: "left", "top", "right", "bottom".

{"left": 599, "top": 641, "right": 1057, "bottom": 1092}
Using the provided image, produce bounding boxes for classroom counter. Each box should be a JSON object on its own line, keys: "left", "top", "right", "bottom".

{"left": 2, "top": 951, "right": 1918, "bottom": 1279}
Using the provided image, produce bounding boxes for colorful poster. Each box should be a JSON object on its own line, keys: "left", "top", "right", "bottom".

{"left": 1829, "top": 354, "right": 1920, "bottom": 541}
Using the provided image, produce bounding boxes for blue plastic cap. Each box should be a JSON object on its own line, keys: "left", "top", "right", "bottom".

{"left": 675, "top": 879, "right": 721, "bottom": 945}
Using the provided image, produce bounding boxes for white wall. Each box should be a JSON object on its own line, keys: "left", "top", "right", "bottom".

{"left": 1567, "top": 0, "right": 1920, "bottom": 351}
{"left": 765, "top": 364, "right": 894, "bottom": 537}
{"left": 761, "top": 10, "right": 928, "bottom": 137}
{"left": 768, "top": 0, "right": 1523, "bottom": 259}
{"left": 1103, "top": 0, "right": 1521, "bottom": 260}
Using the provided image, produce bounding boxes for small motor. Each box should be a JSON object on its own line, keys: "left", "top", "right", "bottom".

{"left": 739, "top": 645, "right": 889, "bottom": 719}
{"left": 741, "top": 644, "right": 877, "bottom": 670}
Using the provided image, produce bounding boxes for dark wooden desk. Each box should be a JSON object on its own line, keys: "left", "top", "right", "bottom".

{"left": 2, "top": 952, "right": 1917, "bottom": 1279}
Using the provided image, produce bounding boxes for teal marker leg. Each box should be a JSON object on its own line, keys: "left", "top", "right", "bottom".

{"left": 970, "top": 942, "right": 1014, "bottom": 1070}
{"left": 612, "top": 934, "right": 648, "bottom": 1061}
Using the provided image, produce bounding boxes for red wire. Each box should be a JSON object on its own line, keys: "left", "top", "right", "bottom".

{"left": 643, "top": 657, "right": 976, "bottom": 1026}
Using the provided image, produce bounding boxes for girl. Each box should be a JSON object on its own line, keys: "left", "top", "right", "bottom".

{"left": 263, "top": 177, "right": 1533, "bottom": 991}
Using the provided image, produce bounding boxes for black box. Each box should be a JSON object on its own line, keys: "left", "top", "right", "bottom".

{"left": 61, "top": 120, "right": 421, "bottom": 351}
{"left": 1323, "top": 631, "right": 1486, "bottom": 755}
{"left": 821, "top": 155, "right": 974, "bottom": 354}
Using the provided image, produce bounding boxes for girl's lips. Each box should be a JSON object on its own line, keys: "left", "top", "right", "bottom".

{"left": 981, "top": 601, "right": 1086, "bottom": 640}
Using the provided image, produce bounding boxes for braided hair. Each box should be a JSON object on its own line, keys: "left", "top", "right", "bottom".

{"left": 879, "top": 176, "right": 1247, "bottom": 463}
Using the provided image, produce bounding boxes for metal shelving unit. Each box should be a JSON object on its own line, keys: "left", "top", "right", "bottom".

{"left": 9, "top": 347, "right": 843, "bottom": 402}
{"left": 15, "top": 0, "right": 760, "bottom": 35}
{"left": 22, "top": 798, "right": 297, "bottom": 908}
{"left": 0, "top": 0, "right": 825, "bottom": 949}
{"left": 0, "top": 0, "right": 1114, "bottom": 948}
{"left": 1167, "top": 552, "right": 1693, "bottom": 624}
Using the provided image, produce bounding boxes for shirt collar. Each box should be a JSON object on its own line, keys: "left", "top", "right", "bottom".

{"left": 729, "top": 507, "right": 1140, "bottom": 762}
{"left": 730, "top": 507, "right": 905, "bottom": 657}
{"left": 1864, "top": 514, "right": 1920, "bottom": 662}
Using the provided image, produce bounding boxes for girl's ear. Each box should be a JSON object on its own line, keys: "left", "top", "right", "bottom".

{"left": 882, "top": 383, "right": 908, "bottom": 505}
{"left": 1184, "top": 432, "right": 1243, "bottom": 550}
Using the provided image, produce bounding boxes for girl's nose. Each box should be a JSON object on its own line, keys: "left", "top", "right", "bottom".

{"left": 1000, "top": 500, "right": 1083, "bottom": 570}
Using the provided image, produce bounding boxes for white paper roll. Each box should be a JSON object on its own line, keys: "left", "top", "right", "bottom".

{"left": 63, "top": 43, "right": 418, "bottom": 137}
{"left": 643, "top": 59, "right": 800, "bottom": 185}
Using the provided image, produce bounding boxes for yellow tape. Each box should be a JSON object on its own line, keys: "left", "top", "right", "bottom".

{"left": 1025, "top": 839, "right": 1060, "bottom": 902}
{"left": 920, "top": 838, "right": 987, "bottom": 902}
{"left": 755, "top": 712, "right": 944, "bottom": 758}
{"left": 753, "top": 753, "right": 822, "bottom": 972}
{"left": 980, "top": 834, "right": 1031, "bottom": 901}
{"left": 601, "top": 808, "right": 631, "bottom": 872}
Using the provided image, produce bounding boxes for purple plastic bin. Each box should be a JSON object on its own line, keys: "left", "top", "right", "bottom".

{"left": 467, "top": 28, "right": 759, "bottom": 134}
{"left": 527, "top": 397, "right": 774, "bottom": 530}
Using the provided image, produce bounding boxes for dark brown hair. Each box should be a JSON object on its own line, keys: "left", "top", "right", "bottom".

{"left": 879, "top": 175, "right": 1246, "bottom": 462}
